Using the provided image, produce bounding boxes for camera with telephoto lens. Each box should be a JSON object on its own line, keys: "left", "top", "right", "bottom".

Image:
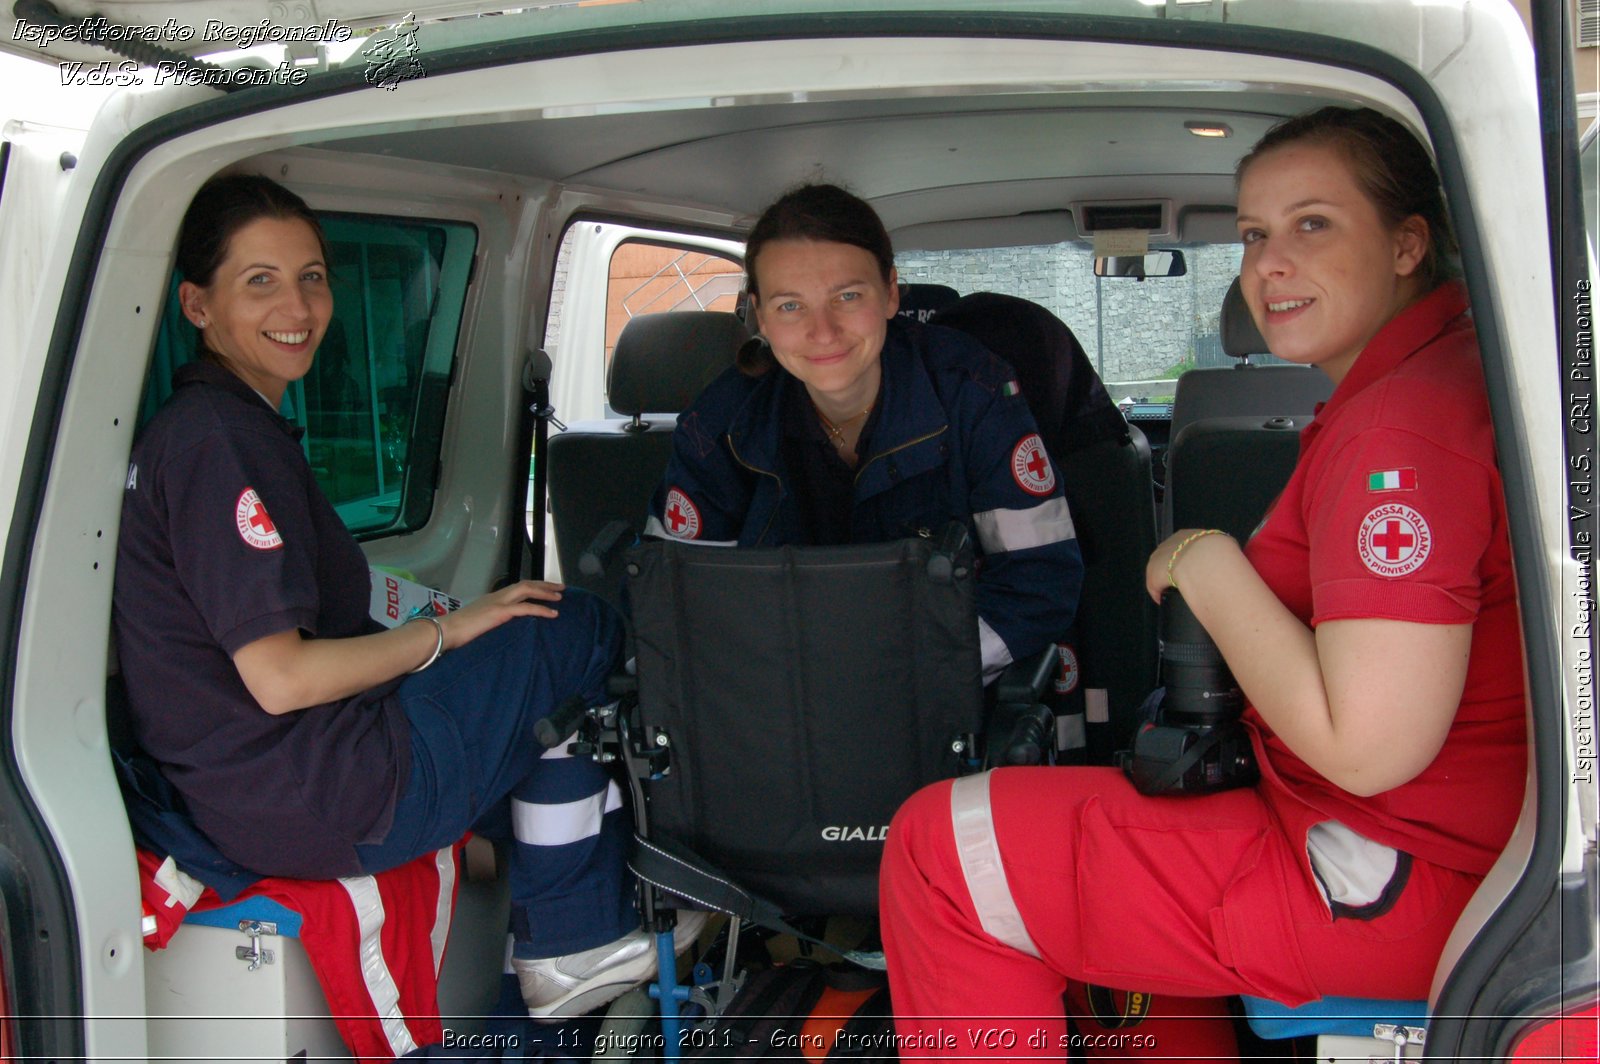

{"left": 1122, "top": 589, "right": 1259, "bottom": 796}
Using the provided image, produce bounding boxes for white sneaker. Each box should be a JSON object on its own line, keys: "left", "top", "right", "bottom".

{"left": 515, "top": 909, "right": 710, "bottom": 1021}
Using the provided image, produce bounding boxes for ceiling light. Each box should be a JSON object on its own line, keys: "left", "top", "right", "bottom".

{"left": 1185, "top": 121, "right": 1232, "bottom": 138}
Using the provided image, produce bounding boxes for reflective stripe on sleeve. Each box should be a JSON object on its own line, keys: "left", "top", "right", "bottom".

{"left": 949, "top": 772, "right": 1040, "bottom": 958}
{"left": 979, "top": 617, "right": 1013, "bottom": 682}
{"left": 642, "top": 514, "right": 737, "bottom": 546}
{"left": 972, "top": 496, "right": 1077, "bottom": 555}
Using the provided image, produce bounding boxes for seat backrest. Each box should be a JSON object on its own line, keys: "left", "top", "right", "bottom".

{"left": 932, "top": 292, "right": 1158, "bottom": 760}
{"left": 628, "top": 536, "right": 984, "bottom": 917}
{"left": 546, "top": 311, "right": 746, "bottom": 604}
{"left": 1162, "top": 278, "right": 1330, "bottom": 536}
{"left": 1168, "top": 277, "right": 1332, "bottom": 444}
{"left": 1165, "top": 414, "right": 1307, "bottom": 541}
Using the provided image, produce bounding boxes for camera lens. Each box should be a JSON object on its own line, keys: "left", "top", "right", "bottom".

{"left": 1157, "top": 589, "right": 1242, "bottom": 726}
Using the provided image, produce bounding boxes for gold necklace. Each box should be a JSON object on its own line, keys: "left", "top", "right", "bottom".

{"left": 814, "top": 402, "right": 872, "bottom": 451}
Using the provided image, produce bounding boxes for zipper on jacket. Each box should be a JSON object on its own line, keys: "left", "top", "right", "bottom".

{"left": 726, "top": 432, "right": 784, "bottom": 545}
{"left": 854, "top": 425, "right": 949, "bottom": 488}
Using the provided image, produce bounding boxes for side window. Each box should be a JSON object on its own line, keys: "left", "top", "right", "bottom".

{"left": 147, "top": 213, "right": 477, "bottom": 538}
{"left": 601, "top": 241, "right": 743, "bottom": 375}
{"left": 535, "top": 222, "right": 744, "bottom": 555}
{"left": 541, "top": 222, "right": 745, "bottom": 425}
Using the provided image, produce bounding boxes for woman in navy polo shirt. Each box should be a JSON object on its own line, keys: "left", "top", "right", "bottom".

{"left": 114, "top": 174, "right": 697, "bottom": 1022}
{"left": 879, "top": 108, "right": 1526, "bottom": 1057}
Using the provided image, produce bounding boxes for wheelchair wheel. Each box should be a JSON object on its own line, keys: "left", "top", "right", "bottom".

{"left": 593, "top": 986, "right": 656, "bottom": 1060}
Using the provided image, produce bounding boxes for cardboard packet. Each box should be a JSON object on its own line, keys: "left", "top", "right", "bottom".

{"left": 369, "top": 566, "right": 462, "bottom": 628}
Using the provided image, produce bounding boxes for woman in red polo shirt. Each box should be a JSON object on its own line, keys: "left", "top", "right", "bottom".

{"left": 878, "top": 107, "right": 1525, "bottom": 1057}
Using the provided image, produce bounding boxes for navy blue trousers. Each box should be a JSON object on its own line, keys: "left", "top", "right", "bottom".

{"left": 355, "top": 589, "right": 634, "bottom": 957}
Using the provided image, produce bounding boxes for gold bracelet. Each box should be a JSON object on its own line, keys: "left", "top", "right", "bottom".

{"left": 409, "top": 615, "right": 445, "bottom": 673}
{"left": 1167, "top": 529, "right": 1231, "bottom": 591}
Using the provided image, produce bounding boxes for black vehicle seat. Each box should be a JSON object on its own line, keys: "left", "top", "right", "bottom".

{"left": 895, "top": 281, "right": 961, "bottom": 323}
{"left": 1167, "top": 277, "right": 1333, "bottom": 443}
{"left": 546, "top": 311, "right": 747, "bottom": 607}
{"left": 1162, "top": 278, "right": 1331, "bottom": 539}
{"left": 932, "top": 292, "right": 1158, "bottom": 760}
{"left": 1166, "top": 414, "right": 1308, "bottom": 542}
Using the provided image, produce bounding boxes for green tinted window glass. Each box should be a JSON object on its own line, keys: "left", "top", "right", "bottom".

{"left": 147, "top": 213, "right": 476, "bottom": 538}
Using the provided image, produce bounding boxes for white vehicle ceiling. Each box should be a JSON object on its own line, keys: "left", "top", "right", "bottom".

{"left": 0, "top": 0, "right": 1456, "bottom": 249}
{"left": 319, "top": 92, "right": 1295, "bottom": 247}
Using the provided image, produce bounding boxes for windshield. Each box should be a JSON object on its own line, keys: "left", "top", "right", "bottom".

{"left": 898, "top": 242, "right": 1267, "bottom": 402}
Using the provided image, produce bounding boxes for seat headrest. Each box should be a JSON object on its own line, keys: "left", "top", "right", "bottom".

{"left": 932, "top": 292, "right": 1127, "bottom": 457}
{"left": 1221, "top": 276, "right": 1270, "bottom": 358}
{"left": 608, "top": 311, "right": 748, "bottom": 416}
{"left": 896, "top": 282, "right": 961, "bottom": 324}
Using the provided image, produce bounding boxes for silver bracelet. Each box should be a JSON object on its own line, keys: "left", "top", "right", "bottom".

{"left": 409, "top": 615, "right": 445, "bottom": 673}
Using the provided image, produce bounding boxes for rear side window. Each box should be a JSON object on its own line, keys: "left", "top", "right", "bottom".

{"left": 602, "top": 240, "right": 743, "bottom": 373}
{"left": 146, "top": 213, "right": 477, "bottom": 538}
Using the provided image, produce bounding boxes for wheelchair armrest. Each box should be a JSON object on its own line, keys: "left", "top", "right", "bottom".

{"left": 995, "top": 645, "right": 1055, "bottom": 703}
{"left": 985, "top": 646, "right": 1057, "bottom": 768}
{"left": 579, "top": 519, "right": 633, "bottom": 578}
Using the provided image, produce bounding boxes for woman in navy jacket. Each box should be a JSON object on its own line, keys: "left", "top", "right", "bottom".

{"left": 648, "top": 184, "right": 1083, "bottom": 679}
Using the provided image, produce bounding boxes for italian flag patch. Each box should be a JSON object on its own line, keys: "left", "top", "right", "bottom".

{"left": 1367, "top": 468, "right": 1417, "bottom": 492}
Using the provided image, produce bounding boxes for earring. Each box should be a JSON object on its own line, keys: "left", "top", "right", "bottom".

{"left": 197, "top": 319, "right": 208, "bottom": 328}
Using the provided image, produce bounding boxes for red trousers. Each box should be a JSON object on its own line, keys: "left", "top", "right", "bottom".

{"left": 879, "top": 768, "right": 1481, "bottom": 1061}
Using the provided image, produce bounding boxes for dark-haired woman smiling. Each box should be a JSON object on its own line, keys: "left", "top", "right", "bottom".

{"left": 114, "top": 174, "right": 699, "bottom": 1027}
{"left": 649, "top": 183, "right": 1083, "bottom": 681}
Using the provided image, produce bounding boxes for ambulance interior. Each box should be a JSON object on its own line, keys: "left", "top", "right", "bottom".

{"left": 4, "top": 5, "right": 1569, "bottom": 1059}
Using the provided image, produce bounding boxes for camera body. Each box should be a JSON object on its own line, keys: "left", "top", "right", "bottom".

{"left": 1123, "top": 589, "right": 1259, "bottom": 796}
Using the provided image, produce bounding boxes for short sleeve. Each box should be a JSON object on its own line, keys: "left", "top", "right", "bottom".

{"left": 160, "top": 427, "right": 323, "bottom": 652}
{"left": 1306, "top": 426, "right": 1493, "bottom": 626}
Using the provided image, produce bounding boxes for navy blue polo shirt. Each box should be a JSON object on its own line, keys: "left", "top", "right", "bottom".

{"left": 780, "top": 383, "right": 882, "bottom": 545}
{"left": 114, "top": 360, "right": 410, "bottom": 879}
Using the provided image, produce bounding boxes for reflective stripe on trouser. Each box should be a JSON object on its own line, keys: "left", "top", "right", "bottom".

{"left": 948, "top": 772, "right": 1038, "bottom": 957}
{"left": 880, "top": 767, "right": 1482, "bottom": 1059}
{"left": 508, "top": 749, "right": 632, "bottom": 959}
{"left": 357, "top": 591, "right": 635, "bottom": 958}
{"left": 340, "top": 873, "right": 420, "bottom": 1057}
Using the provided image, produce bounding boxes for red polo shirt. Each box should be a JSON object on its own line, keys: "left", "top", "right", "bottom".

{"left": 1243, "top": 282, "right": 1526, "bottom": 876}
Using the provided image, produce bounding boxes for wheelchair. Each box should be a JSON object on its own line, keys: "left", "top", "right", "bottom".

{"left": 541, "top": 296, "right": 1148, "bottom": 1058}
{"left": 571, "top": 524, "right": 1058, "bottom": 1061}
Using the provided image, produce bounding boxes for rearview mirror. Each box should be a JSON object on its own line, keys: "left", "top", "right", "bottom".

{"left": 1094, "top": 250, "right": 1187, "bottom": 279}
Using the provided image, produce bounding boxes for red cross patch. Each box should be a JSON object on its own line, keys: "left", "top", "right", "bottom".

{"left": 1053, "top": 643, "right": 1080, "bottom": 695}
{"left": 1010, "top": 433, "right": 1056, "bottom": 496}
{"left": 1357, "top": 503, "right": 1431, "bottom": 578}
{"left": 235, "top": 488, "right": 283, "bottom": 551}
{"left": 662, "top": 488, "right": 702, "bottom": 540}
